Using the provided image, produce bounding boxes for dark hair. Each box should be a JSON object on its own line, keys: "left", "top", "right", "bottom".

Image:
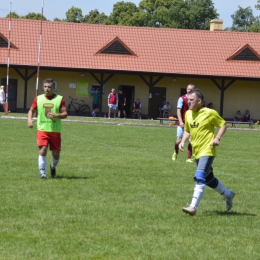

{"left": 207, "top": 103, "right": 213, "bottom": 108}
{"left": 189, "top": 89, "right": 204, "bottom": 102}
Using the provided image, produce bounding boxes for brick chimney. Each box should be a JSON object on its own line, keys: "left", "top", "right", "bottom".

{"left": 210, "top": 19, "right": 223, "bottom": 31}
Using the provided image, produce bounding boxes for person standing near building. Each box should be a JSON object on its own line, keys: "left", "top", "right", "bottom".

{"left": 91, "top": 88, "right": 100, "bottom": 117}
{"left": 0, "top": 85, "right": 5, "bottom": 112}
{"left": 179, "top": 89, "right": 235, "bottom": 216}
{"left": 118, "top": 88, "right": 126, "bottom": 118}
{"left": 27, "top": 78, "right": 67, "bottom": 179}
{"left": 108, "top": 88, "right": 118, "bottom": 120}
{"left": 172, "top": 84, "right": 195, "bottom": 163}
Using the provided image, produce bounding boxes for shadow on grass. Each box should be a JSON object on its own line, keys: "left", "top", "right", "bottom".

{"left": 55, "top": 175, "right": 91, "bottom": 180}
{"left": 204, "top": 211, "right": 257, "bottom": 216}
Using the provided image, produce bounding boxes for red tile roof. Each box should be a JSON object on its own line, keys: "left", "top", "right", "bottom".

{"left": 0, "top": 18, "right": 260, "bottom": 78}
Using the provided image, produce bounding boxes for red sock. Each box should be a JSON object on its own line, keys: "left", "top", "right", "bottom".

{"left": 174, "top": 143, "right": 179, "bottom": 154}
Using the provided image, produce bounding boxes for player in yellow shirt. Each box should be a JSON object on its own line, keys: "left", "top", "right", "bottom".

{"left": 179, "top": 89, "right": 235, "bottom": 216}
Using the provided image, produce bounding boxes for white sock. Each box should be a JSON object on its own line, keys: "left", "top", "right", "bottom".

{"left": 38, "top": 155, "right": 46, "bottom": 176}
{"left": 214, "top": 180, "right": 231, "bottom": 198}
{"left": 51, "top": 156, "right": 59, "bottom": 168}
{"left": 190, "top": 184, "right": 205, "bottom": 209}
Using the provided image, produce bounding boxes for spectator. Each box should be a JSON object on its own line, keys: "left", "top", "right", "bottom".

{"left": 132, "top": 99, "right": 142, "bottom": 119}
{"left": 243, "top": 110, "right": 252, "bottom": 122}
{"left": 162, "top": 102, "right": 171, "bottom": 118}
{"left": 234, "top": 110, "right": 242, "bottom": 122}
{"left": 108, "top": 88, "right": 118, "bottom": 120}
{"left": 118, "top": 88, "right": 126, "bottom": 118}
{"left": 207, "top": 103, "right": 213, "bottom": 109}
{"left": 0, "top": 85, "right": 5, "bottom": 112}
{"left": 91, "top": 88, "right": 100, "bottom": 117}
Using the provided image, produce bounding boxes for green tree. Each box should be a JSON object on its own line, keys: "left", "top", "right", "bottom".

{"left": 21, "top": 12, "right": 47, "bottom": 20}
{"left": 65, "top": 6, "right": 84, "bottom": 23}
{"left": 139, "top": 0, "right": 176, "bottom": 27}
{"left": 84, "top": 9, "right": 108, "bottom": 24}
{"left": 53, "top": 18, "right": 65, "bottom": 22}
{"left": 5, "top": 12, "right": 20, "bottom": 18}
{"left": 256, "top": 0, "right": 260, "bottom": 10}
{"left": 139, "top": 0, "right": 218, "bottom": 29}
{"left": 106, "top": 1, "right": 144, "bottom": 26}
{"left": 248, "top": 18, "right": 260, "bottom": 32}
{"left": 230, "top": 6, "right": 255, "bottom": 31}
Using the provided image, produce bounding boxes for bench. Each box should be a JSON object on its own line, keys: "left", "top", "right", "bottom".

{"left": 226, "top": 121, "right": 254, "bottom": 128}
{"left": 157, "top": 117, "right": 178, "bottom": 125}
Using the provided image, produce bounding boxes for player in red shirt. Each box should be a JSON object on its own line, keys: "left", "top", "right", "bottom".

{"left": 132, "top": 99, "right": 142, "bottom": 119}
{"left": 172, "top": 84, "right": 195, "bottom": 163}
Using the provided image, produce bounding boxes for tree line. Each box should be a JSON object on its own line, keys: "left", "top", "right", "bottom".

{"left": 4, "top": 0, "right": 260, "bottom": 32}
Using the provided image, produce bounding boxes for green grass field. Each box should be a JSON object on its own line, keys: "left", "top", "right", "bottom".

{"left": 0, "top": 115, "right": 259, "bottom": 259}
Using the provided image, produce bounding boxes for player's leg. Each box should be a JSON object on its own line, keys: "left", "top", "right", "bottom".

{"left": 38, "top": 146, "right": 48, "bottom": 179}
{"left": 108, "top": 105, "right": 111, "bottom": 119}
{"left": 49, "top": 133, "right": 61, "bottom": 178}
{"left": 91, "top": 103, "right": 95, "bottom": 117}
{"left": 139, "top": 109, "right": 142, "bottom": 119}
{"left": 172, "top": 127, "right": 183, "bottom": 161}
{"left": 37, "top": 131, "right": 49, "bottom": 179}
{"left": 114, "top": 108, "right": 117, "bottom": 119}
{"left": 206, "top": 168, "right": 235, "bottom": 211}
{"left": 183, "top": 156, "right": 213, "bottom": 215}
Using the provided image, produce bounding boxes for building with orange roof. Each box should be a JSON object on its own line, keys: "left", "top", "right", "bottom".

{"left": 0, "top": 18, "right": 259, "bottom": 119}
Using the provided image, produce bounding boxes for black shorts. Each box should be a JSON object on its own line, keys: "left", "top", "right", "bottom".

{"left": 118, "top": 103, "right": 125, "bottom": 111}
{"left": 92, "top": 103, "right": 99, "bottom": 110}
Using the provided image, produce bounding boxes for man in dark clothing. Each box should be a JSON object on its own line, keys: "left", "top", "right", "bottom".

{"left": 118, "top": 89, "right": 126, "bottom": 118}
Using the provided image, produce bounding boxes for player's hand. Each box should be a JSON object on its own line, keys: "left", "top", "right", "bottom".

{"left": 47, "top": 112, "right": 55, "bottom": 119}
{"left": 28, "top": 120, "right": 34, "bottom": 128}
{"left": 210, "top": 139, "right": 220, "bottom": 146}
{"left": 179, "top": 142, "right": 185, "bottom": 152}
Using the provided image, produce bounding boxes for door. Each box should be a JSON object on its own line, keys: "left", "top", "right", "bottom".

{"left": 1, "top": 78, "right": 17, "bottom": 112}
{"left": 151, "top": 87, "right": 166, "bottom": 119}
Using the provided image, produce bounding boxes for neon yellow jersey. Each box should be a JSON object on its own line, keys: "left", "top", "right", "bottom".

{"left": 37, "top": 94, "right": 63, "bottom": 133}
{"left": 184, "top": 107, "right": 226, "bottom": 159}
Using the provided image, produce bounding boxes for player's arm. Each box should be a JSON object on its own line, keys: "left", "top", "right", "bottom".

{"left": 179, "top": 130, "right": 190, "bottom": 152}
{"left": 177, "top": 97, "right": 184, "bottom": 126}
{"left": 28, "top": 97, "right": 37, "bottom": 128}
{"left": 177, "top": 108, "right": 183, "bottom": 125}
{"left": 28, "top": 107, "right": 36, "bottom": 128}
{"left": 210, "top": 123, "right": 227, "bottom": 146}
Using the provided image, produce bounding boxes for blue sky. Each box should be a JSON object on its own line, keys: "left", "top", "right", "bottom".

{"left": 0, "top": 0, "right": 259, "bottom": 28}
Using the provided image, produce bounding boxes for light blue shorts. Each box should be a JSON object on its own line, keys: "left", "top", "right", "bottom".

{"left": 177, "top": 126, "right": 184, "bottom": 138}
{"left": 109, "top": 104, "right": 117, "bottom": 110}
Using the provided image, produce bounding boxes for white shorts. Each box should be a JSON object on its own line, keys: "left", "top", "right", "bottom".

{"left": 109, "top": 104, "right": 117, "bottom": 110}
{"left": 0, "top": 100, "right": 5, "bottom": 104}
